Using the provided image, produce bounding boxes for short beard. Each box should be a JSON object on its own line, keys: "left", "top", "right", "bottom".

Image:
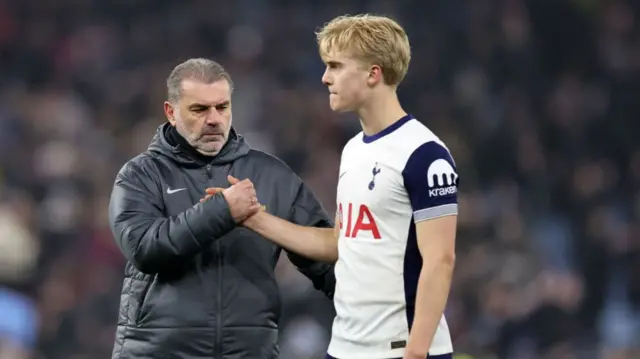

{"left": 194, "top": 143, "right": 220, "bottom": 156}
{"left": 191, "top": 133, "right": 226, "bottom": 156}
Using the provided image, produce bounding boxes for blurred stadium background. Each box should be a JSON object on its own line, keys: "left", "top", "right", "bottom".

{"left": 0, "top": 0, "right": 639, "bottom": 358}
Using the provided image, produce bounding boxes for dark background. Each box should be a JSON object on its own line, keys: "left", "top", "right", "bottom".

{"left": 0, "top": 0, "right": 638, "bottom": 358}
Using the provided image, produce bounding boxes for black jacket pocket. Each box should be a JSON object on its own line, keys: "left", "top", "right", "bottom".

{"left": 130, "top": 277, "right": 152, "bottom": 326}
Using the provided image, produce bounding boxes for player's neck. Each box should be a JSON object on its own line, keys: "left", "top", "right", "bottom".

{"left": 356, "top": 90, "right": 406, "bottom": 136}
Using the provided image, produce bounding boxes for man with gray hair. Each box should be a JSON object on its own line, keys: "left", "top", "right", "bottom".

{"left": 109, "top": 58, "right": 335, "bottom": 359}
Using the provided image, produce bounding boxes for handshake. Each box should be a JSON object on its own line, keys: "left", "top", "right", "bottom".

{"left": 200, "top": 175, "right": 265, "bottom": 223}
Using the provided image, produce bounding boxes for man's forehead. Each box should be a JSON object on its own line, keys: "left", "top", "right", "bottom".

{"left": 180, "top": 78, "right": 231, "bottom": 104}
{"left": 323, "top": 51, "right": 348, "bottom": 63}
{"left": 322, "top": 51, "right": 365, "bottom": 66}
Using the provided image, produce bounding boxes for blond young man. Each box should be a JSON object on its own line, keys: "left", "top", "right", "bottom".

{"left": 238, "top": 14, "right": 457, "bottom": 359}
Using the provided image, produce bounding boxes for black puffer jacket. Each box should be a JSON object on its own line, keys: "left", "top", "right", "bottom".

{"left": 109, "top": 123, "right": 335, "bottom": 359}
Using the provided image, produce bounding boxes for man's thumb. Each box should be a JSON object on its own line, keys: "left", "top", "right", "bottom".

{"left": 227, "top": 175, "right": 241, "bottom": 185}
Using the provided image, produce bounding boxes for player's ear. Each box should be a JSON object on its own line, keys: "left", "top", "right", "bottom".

{"left": 164, "top": 101, "right": 177, "bottom": 126}
{"left": 367, "top": 65, "right": 383, "bottom": 86}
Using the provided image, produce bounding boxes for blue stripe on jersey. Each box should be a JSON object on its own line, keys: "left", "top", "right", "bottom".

{"left": 402, "top": 141, "right": 458, "bottom": 219}
{"left": 326, "top": 353, "right": 453, "bottom": 359}
{"left": 362, "top": 114, "right": 414, "bottom": 143}
{"left": 402, "top": 142, "right": 457, "bottom": 352}
{"left": 404, "top": 219, "right": 420, "bottom": 330}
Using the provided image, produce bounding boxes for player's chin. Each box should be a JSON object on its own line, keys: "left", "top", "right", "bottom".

{"left": 329, "top": 99, "right": 352, "bottom": 112}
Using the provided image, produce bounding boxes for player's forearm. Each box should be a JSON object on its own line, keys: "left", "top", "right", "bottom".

{"left": 406, "top": 256, "right": 455, "bottom": 357}
{"left": 244, "top": 211, "right": 338, "bottom": 262}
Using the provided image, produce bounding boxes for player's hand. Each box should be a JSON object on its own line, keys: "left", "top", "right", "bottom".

{"left": 220, "top": 176, "right": 261, "bottom": 223}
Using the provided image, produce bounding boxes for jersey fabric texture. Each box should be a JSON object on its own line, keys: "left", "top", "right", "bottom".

{"left": 109, "top": 123, "right": 335, "bottom": 359}
{"left": 328, "top": 115, "right": 457, "bottom": 359}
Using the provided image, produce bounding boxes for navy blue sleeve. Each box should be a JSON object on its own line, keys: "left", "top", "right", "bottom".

{"left": 402, "top": 141, "right": 459, "bottom": 222}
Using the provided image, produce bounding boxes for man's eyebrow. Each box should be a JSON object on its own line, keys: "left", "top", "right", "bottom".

{"left": 188, "top": 100, "right": 230, "bottom": 109}
{"left": 189, "top": 100, "right": 231, "bottom": 107}
{"left": 188, "top": 103, "right": 209, "bottom": 109}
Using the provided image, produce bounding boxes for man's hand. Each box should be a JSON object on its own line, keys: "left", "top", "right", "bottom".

{"left": 200, "top": 175, "right": 243, "bottom": 204}
{"left": 218, "top": 175, "right": 261, "bottom": 223}
{"left": 200, "top": 187, "right": 224, "bottom": 203}
{"left": 200, "top": 176, "right": 265, "bottom": 222}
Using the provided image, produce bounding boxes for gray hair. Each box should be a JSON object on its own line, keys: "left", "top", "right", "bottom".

{"left": 166, "top": 58, "right": 234, "bottom": 103}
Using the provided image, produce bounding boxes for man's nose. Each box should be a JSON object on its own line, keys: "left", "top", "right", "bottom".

{"left": 322, "top": 69, "right": 331, "bottom": 86}
{"left": 205, "top": 111, "right": 223, "bottom": 125}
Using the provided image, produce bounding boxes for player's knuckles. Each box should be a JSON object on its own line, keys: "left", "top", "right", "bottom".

{"left": 239, "top": 184, "right": 251, "bottom": 192}
{"left": 242, "top": 187, "right": 256, "bottom": 196}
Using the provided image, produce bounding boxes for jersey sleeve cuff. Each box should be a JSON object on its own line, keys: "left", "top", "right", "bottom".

{"left": 413, "top": 203, "right": 458, "bottom": 223}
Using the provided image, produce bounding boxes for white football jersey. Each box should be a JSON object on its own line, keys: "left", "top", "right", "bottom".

{"left": 327, "top": 115, "right": 457, "bottom": 359}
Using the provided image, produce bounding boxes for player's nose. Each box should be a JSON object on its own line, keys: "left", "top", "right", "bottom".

{"left": 321, "top": 69, "right": 332, "bottom": 86}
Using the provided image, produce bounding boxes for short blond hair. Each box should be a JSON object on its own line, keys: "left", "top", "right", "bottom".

{"left": 316, "top": 14, "right": 411, "bottom": 86}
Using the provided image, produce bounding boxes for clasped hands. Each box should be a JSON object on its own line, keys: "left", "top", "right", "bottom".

{"left": 199, "top": 175, "right": 264, "bottom": 223}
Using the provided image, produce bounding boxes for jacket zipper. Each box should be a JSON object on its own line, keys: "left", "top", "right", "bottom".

{"left": 206, "top": 162, "right": 223, "bottom": 358}
{"left": 216, "top": 240, "right": 223, "bottom": 359}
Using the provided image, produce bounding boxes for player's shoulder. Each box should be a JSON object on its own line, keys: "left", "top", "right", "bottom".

{"left": 398, "top": 117, "right": 449, "bottom": 150}
{"left": 400, "top": 120, "right": 459, "bottom": 202}
{"left": 339, "top": 116, "right": 454, "bottom": 167}
{"left": 387, "top": 117, "right": 453, "bottom": 167}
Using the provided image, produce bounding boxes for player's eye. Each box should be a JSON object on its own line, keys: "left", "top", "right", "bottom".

{"left": 326, "top": 61, "right": 339, "bottom": 69}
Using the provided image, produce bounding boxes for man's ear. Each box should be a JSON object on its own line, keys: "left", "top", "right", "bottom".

{"left": 164, "top": 101, "right": 177, "bottom": 126}
{"left": 367, "top": 65, "right": 383, "bottom": 86}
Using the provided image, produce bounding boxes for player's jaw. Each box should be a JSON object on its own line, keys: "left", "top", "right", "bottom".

{"left": 326, "top": 74, "right": 370, "bottom": 112}
{"left": 328, "top": 91, "right": 349, "bottom": 112}
{"left": 327, "top": 87, "right": 369, "bottom": 112}
{"left": 323, "top": 64, "right": 371, "bottom": 112}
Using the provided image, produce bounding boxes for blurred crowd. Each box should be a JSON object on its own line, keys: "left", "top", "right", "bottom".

{"left": 0, "top": 0, "right": 639, "bottom": 358}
